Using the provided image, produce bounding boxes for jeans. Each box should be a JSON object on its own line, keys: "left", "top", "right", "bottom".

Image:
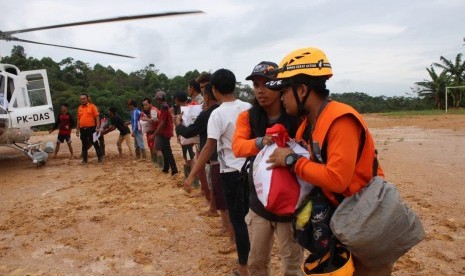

{"left": 80, "top": 127, "right": 102, "bottom": 162}
{"left": 159, "top": 135, "right": 178, "bottom": 174}
{"left": 221, "top": 171, "right": 250, "bottom": 265}
{"left": 133, "top": 131, "right": 145, "bottom": 150}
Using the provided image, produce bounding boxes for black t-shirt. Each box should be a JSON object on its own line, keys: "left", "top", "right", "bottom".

{"left": 175, "top": 104, "right": 219, "bottom": 161}
{"left": 110, "top": 113, "right": 130, "bottom": 136}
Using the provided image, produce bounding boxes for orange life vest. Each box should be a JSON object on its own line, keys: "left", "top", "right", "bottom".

{"left": 295, "top": 101, "right": 384, "bottom": 203}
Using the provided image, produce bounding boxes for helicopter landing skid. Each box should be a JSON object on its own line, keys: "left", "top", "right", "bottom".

{"left": 9, "top": 142, "right": 49, "bottom": 166}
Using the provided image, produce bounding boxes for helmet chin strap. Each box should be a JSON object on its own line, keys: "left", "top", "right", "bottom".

{"left": 292, "top": 85, "right": 311, "bottom": 116}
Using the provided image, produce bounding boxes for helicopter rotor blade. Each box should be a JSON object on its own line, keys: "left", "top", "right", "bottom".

{"left": 7, "top": 37, "right": 135, "bottom": 58}
{"left": 3, "top": 10, "right": 204, "bottom": 35}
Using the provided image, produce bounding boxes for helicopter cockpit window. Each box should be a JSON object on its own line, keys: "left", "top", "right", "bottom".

{"left": 26, "top": 73, "right": 47, "bottom": 107}
{"left": 0, "top": 75, "right": 5, "bottom": 108}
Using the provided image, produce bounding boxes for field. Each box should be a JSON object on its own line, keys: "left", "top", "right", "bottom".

{"left": 1, "top": 113, "right": 465, "bottom": 275}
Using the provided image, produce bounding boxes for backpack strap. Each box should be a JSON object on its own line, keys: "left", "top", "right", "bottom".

{"left": 372, "top": 149, "right": 379, "bottom": 177}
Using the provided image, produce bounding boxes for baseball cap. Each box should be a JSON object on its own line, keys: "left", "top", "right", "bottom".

{"left": 245, "top": 61, "right": 278, "bottom": 81}
{"left": 265, "top": 78, "right": 292, "bottom": 91}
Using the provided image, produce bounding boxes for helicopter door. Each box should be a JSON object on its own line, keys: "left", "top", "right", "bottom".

{"left": 0, "top": 74, "right": 9, "bottom": 143}
{"left": 8, "top": 69, "right": 55, "bottom": 128}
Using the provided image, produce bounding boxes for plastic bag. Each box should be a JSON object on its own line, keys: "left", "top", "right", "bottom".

{"left": 252, "top": 124, "right": 313, "bottom": 215}
{"left": 330, "top": 176, "right": 425, "bottom": 268}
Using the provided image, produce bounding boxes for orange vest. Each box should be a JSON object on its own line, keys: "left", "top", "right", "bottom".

{"left": 77, "top": 103, "right": 99, "bottom": 128}
{"left": 295, "top": 101, "right": 383, "bottom": 203}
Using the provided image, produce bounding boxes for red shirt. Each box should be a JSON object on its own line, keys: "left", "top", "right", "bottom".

{"left": 158, "top": 102, "right": 173, "bottom": 138}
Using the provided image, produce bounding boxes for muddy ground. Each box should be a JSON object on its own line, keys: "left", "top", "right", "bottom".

{"left": 0, "top": 114, "right": 465, "bottom": 275}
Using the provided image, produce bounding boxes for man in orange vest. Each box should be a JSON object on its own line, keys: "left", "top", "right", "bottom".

{"left": 76, "top": 93, "right": 103, "bottom": 164}
{"left": 265, "top": 47, "right": 391, "bottom": 276}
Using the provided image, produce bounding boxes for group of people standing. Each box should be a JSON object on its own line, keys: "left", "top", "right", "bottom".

{"left": 181, "top": 47, "right": 393, "bottom": 276}
{"left": 49, "top": 90, "right": 178, "bottom": 175}
{"left": 49, "top": 46, "right": 394, "bottom": 275}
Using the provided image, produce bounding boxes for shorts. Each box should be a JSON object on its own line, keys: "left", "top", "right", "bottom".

{"left": 210, "top": 163, "right": 226, "bottom": 211}
{"left": 146, "top": 133, "right": 154, "bottom": 150}
{"left": 57, "top": 134, "right": 71, "bottom": 144}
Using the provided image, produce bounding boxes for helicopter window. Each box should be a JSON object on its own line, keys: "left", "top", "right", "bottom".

{"left": 6, "top": 77, "right": 14, "bottom": 103}
{"left": 26, "top": 74, "right": 47, "bottom": 107}
{"left": 0, "top": 75, "right": 5, "bottom": 108}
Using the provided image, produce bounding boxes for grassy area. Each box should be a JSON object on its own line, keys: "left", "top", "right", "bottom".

{"left": 379, "top": 108, "right": 465, "bottom": 116}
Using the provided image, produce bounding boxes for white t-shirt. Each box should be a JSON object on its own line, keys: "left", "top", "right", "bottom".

{"left": 207, "top": 99, "right": 252, "bottom": 172}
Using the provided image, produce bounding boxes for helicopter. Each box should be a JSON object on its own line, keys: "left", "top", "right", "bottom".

{"left": 0, "top": 10, "right": 203, "bottom": 165}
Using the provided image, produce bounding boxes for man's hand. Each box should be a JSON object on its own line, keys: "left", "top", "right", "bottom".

{"left": 262, "top": 135, "right": 274, "bottom": 147}
{"left": 75, "top": 129, "right": 80, "bottom": 137}
{"left": 266, "top": 147, "right": 294, "bottom": 169}
{"left": 174, "top": 112, "right": 183, "bottom": 126}
{"left": 183, "top": 176, "right": 194, "bottom": 193}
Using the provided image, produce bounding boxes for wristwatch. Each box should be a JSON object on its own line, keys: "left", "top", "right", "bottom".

{"left": 285, "top": 153, "right": 302, "bottom": 171}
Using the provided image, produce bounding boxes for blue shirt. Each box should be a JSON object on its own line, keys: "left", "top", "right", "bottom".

{"left": 130, "top": 108, "right": 141, "bottom": 133}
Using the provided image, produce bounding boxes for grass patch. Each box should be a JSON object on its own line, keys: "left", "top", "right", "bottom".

{"left": 379, "top": 108, "right": 465, "bottom": 116}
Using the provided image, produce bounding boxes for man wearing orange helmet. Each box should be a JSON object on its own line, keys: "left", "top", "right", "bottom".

{"left": 265, "top": 47, "right": 392, "bottom": 275}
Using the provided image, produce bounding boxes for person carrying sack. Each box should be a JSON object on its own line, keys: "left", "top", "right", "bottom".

{"left": 232, "top": 61, "right": 302, "bottom": 276}
{"left": 264, "top": 47, "right": 424, "bottom": 275}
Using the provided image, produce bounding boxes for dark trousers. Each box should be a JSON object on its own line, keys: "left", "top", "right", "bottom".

{"left": 181, "top": 144, "right": 195, "bottom": 161}
{"left": 98, "top": 135, "right": 105, "bottom": 156}
{"left": 159, "top": 135, "right": 178, "bottom": 173}
{"left": 80, "top": 127, "right": 102, "bottom": 162}
{"left": 221, "top": 171, "right": 250, "bottom": 265}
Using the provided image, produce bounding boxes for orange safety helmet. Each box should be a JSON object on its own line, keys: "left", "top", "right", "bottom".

{"left": 302, "top": 246, "right": 354, "bottom": 276}
{"left": 275, "top": 47, "right": 333, "bottom": 80}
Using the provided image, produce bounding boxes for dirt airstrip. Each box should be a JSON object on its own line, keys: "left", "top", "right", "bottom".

{"left": 1, "top": 114, "right": 465, "bottom": 275}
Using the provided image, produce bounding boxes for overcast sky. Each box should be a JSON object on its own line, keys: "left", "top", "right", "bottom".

{"left": 1, "top": 0, "right": 464, "bottom": 96}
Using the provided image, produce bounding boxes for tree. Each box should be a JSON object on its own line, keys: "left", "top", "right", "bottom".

{"left": 414, "top": 66, "right": 450, "bottom": 109}
{"left": 433, "top": 54, "right": 465, "bottom": 107}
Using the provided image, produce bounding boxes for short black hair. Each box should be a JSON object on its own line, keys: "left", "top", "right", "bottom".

{"left": 61, "top": 103, "right": 69, "bottom": 108}
{"left": 174, "top": 91, "right": 188, "bottom": 102}
{"left": 211, "top": 69, "right": 236, "bottom": 95}
{"left": 203, "top": 83, "right": 216, "bottom": 101}
{"left": 128, "top": 99, "right": 136, "bottom": 107}
{"left": 289, "top": 74, "right": 330, "bottom": 99}
{"left": 142, "top": 97, "right": 151, "bottom": 104}
{"left": 109, "top": 107, "right": 117, "bottom": 113}
{"left": 189, "top": 79, "right": 201, "bottom": 92}
{"left": 80, "top": 93, "right": 88, "bottom": 98}
{"left": 197, "top": 72, "right": 211, "bottom": 83}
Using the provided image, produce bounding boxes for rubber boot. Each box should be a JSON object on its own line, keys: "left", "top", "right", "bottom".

{"left": 183, "top": 163, "right": 190, "bottom": 179}
{"left": 135, "top": 148, "right": 141, "bottom": 160}
{"left": 157, "top": 154, "right": 164, "bottom": 168}
{"left": 141, "top": 149, "right": 147, "bottom": 160}
{"left": 184, "top": 163, "right": 200, "bottom": 188}
{"left": 151, "top": 151, "right": 157, "bottom": 164}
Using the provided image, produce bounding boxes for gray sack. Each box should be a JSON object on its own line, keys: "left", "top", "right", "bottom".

{"left": 330, "top": 176, "right": 425, "bottom": 268}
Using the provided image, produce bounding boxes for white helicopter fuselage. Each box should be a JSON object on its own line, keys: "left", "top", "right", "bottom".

{"left": 0, "top": 64, "right": 55, "bottom": 163}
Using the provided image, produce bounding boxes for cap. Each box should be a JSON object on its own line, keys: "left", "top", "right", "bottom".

{"left": 265, "top": 79, "right": 292, "bottom": 91}
{"left": 174, "top": 91, "right": 188, "bottom": 102}
{"left": 245, "top": 61, "right": 278, "bottom": 81}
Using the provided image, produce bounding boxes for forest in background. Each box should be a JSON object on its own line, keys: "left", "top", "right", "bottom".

{"left": 1, "top": 45, "right": 463, "bottom": 121}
